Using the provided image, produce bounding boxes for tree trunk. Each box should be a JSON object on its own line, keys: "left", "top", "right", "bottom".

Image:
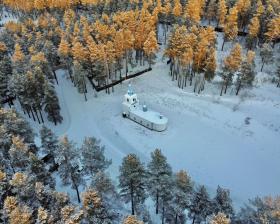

{"left": 53, "top": 70, "right": 58, "bottom": 85}
{"left": 220, "top": 84, "right": 224, "bottom": 96}
{"left": 224, "top": 80, "right": 229, "bottom": 94}
{"left": 156, "top": 191, "right": 159, "bottom": 214}
{"left": 261, "top": 62, "right": 265, "bottom": 72}
{"left": 192, "top": 216, "right": 196, "bottom": 224}
{"left": 175, "top": 214, "right": 178, "bottom": 224}
{"left": 39, "top": 109, "right": 44, "bottom": 123}
{"left": 125, "top": 51, "right": 128, "bottom": 78}
{"left": 277, "top": 82, "right": 280, "bottom": 87}
{"left": 73, "top": 182, "right": 81, "bottom": 203}
{"left": 130, "top": 181, "right": 135, "bottom": 215}
{"left": 236, "top": 82, "right": 241, "bottom": 95}
{"left": 34, "top": 107, "right": 41, "bottom": 124}
{"left": 30, "top": 106, "right": 36, "bottom": 121}
{"left": 161, "top": 205, "right": 165, "bottom": 224}
{"left": 221, "top": 38, "right": 225, "bottom": 51}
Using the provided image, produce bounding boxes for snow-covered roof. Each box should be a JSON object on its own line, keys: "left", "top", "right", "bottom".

{"left": 130, "top": 105, "right": 168, "bottom": 125}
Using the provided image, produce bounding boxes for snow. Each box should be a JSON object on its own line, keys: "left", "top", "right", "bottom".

{"left": 28, "top": 42, "right": 278, "bottom": 210}
{"left": 2, "top": 15, "right": 279, "bottom": 211}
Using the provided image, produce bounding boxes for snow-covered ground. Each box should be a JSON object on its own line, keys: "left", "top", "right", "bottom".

{"left": 20, "top": 42, "right": 279, "bottom": 209}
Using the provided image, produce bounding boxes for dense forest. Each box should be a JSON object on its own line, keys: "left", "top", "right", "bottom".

{"left": 0, "top": 0, "right": 280, "bottom": 223}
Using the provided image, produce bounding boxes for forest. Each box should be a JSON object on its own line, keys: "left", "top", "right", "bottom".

{"left": 0, "top": 0, "right": 280, "bottom": 223}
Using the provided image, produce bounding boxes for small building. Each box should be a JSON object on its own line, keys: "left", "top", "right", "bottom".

{"left": 122, "top": 85, "right": 168, "bottom": 131}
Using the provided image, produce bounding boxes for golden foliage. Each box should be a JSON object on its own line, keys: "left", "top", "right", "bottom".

{"left": 224, "top": 43, "right": 242, "bottom": 72}
{"left": 123, "top": 215, "right": 144, "bottom": 224}
{"left": 210, "top": 213, "right": 230, "bottom": 224}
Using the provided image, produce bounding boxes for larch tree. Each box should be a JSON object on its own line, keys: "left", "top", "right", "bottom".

{"left": 143, "top": 30, "right": 158, "bottom": 68}
{"left": 184, "top": 0, "right": 204, "bottom": 25}
{"left": 57, "top": 136, "right": 84, "bottom": 203}
{"left": 80, "top": 136, "right": 112, "bottom": 178}
{"left": 222, "top": 6, "right": 238, "bottom": 50}
{"left": 235, "top": 0, "right": 251, "bottom": 31}
{"left": 246, "top": 16, "right": 260, "bottom": 49}
{"left": 265, "top": 16, "right": 280, "bottom": 46}
{"left": 218, "top": 0, "right": 227, "bottom": 27}
{"left": 58, "top": 36, "right": 72, "bottom": 79}
{"left": 119, "top": 154, "right": 147, "bottom": 215}
{"left": 73, "top": 60, "right": 88, "bottom": 101}
{"left": 221, "top": 43, "right": 242, "bottom": 95}
{"left": 276, "top": 63, "right": 280, "bottom": 87}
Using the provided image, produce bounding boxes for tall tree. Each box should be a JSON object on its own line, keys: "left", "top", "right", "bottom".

{"left": 260, "top": 43, "right": 273, "bottom": 72}
{"left": 39, "top": 125, "right": 59, "bottom": 167}
{"left": 81, "top": 136, "right": 112, "bottom": 177}
{"left": 210, "top": 213, "right": 230, "bottom": 224}
{"left": 147, "top": 149, "right": 173, "bottom": 217}
{"left": 57, "top": 136, "right": 84, "bottom": 203}
{"left": 213, "top": 186, "right": 234, "bottom": 218}
{"left": 43, "top": 82, "right": 63, "bottom": 125}
{"left": 188, "top": 185, "right": 213, "bottom": 224}
{"left": 222, "top": 6, "right": 238, "bottom": 50}
{"left": 119, "top": 154, "right": 147, "bottom": 215}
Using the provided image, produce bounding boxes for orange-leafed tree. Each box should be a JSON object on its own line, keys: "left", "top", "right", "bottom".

{"left": 143, "top": 30, "right": 158, "bottom": 68}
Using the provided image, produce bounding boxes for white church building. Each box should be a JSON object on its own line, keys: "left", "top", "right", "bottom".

{"left": 122, "top": 85, "right": 168, "bottom": 131}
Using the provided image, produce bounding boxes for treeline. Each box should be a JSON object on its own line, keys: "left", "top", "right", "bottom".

{"left": 1, "top": 107, "right": 280, "bottom": 224}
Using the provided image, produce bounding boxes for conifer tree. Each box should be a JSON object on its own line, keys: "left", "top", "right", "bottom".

{"left": 57, "top": 136, "right": 84, "bottom": 203}
{"left": 235, "top": 50, "right": 255, "bottom": 95}
{"left": 147, "top": 149, "right": 173, "bottom": 216}
{"left": 169, "top": 170, "right": 193, "bottom": 224}
{"left": 260, "top": 43, "right": 273, "bottom": 72}
{"left": 218, "top": 0, "right": 227, "bottom": 27}
{"left": 43, "top": 82, "right": 63, "bottom": 125}
{"left": 222, "top": 6, "right": 238, "bottom": 50}
{"left": 73, "top": 60, "right": 88, "bottom": 101}
{"left": 119, "top": 154, "right": 147, "bottom": 215}
{"left": 213, "top": 186, "right": 234, "bottom": 218}
{"left": 265, "top": 16, "right": 280, "bottom": 45}
{"left": 221, "top": 43, "right": 242, "bottom": 95}
{"left": 247, "top": 16, "right": 260, "bottom": 49}
{"left": 188, "top": 185, "right": 213, "bottom": 224}
{"left": 143, "top": 31, "right": 158, "bottom": 68}
{"left": 81, "top": 137, "right": 112, "bottom": 177}
{"left": 82, "top": 188, "right": 115, "bottom": 224}
{"left": 39, "top": 125, "right": 59, "bottom": 167}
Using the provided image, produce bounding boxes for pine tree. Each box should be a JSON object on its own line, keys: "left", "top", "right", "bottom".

{"left": 188, "top": 185, "right": 213, "bottom": 224}
{"left": 0, "top": 55, "right": 12, "bottom": 103}
{"left": 81, "top": 137, "right": 111, "bottom": 177}
{"left": 82, "top": 188, "right": 115, "bottom": 224}
{"left": 119, "top": 154, "right": 147, "bottom": 215}
{"left": 210, "top": 212, "right": 230, "bottom": 224}
{"left": 213, "top": 186, "right": 234, "bottom": 218}
{"left": 235, "top": 50, "right": 255, "bottom": 95}
{"left": 43, "top": 82, "right": 63, "bottom": 125}
{"left": 73, "top": 60, "right": 88, "bottom": 101}
{"left": 168, "top": 170, "right": 193, "bottom": 224}
{"left": 222, "top": 6, "right": 238, "bottom": 50}
{"left": 260, "top": 43, "right": 273, "bottom": 72}
{"left": 147, "top": 149, "right": 173, "bottom": 219}
{"left": 9, "top": 136, "right": 30, "bottom": 172}
{"left": 39, "top": 125, "right": 59, "bottom": 167}
{"left": 57, "top": 136, "right": 84, "bottom": 203}
{"left": 28, "top": 153, "right": 55, "bottom": 188}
